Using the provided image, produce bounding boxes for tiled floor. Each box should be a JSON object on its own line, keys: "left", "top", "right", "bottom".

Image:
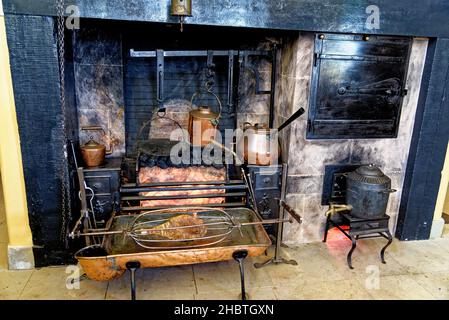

{"left": 1, "top": 236, "right": 448, "bottom": 300}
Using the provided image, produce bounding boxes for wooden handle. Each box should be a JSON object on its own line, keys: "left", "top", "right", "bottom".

{"left": 280, "top": 200, "right": 302, "bottom": 224}
{"left": 81, "top": 125, "right": 104, "bottom": 131}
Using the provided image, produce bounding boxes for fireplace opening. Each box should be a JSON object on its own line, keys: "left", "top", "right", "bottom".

{"left": 62, "top": 19, "right": 299, "bottom": 241}
{"left": 68, "top": 19, "right": 296, "bottom": 160}
{"left": 16, "top": 13, "right": 426, "bottom": 267}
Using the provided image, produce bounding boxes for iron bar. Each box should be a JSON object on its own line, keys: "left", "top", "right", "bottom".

{"left": 227, "top": 50, "right": 235, "bottom": 112}
{"left": 269, "top": 44, "right": 277, "bottom": 128}
{"left": 120, "top": 184, "right": 247, "bottom": 193}
{"left": 121, "top": 192, "right": 246, "bottom": 201}
{"left": 156, "top": 49, "right": 164, "bottom": 108}
{"left": 121, "top": 180, "right": 244, "bottom": 188}
{"left": 121, "top": 202, "right": 245, "bottom": 211}
{"left": 130, "top": 49, "right": 271, "bottom": 58}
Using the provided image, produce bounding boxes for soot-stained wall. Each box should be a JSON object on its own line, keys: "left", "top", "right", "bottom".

{"left": 72, "top": 20, "right": 290, "bottom": 157}
{"left": 273, "top": 34, "right": 429, "bottom": 244}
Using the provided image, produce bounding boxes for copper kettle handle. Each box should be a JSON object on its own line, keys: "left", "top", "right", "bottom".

{"left": 190, "top": 90, "right": 223, "bottom": 121}
{"left": 81, "top": 125, "right": 113, "bottom": 154}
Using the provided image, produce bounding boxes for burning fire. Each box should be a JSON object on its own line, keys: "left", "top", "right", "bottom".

{"left": 138, "top": 166, "right": 226, "bottom": 208}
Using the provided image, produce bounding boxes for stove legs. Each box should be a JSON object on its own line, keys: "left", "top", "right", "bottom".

{"left": 347, "top": 236, "right": 357, "bottom": 269}
{"left": 380, "top": 231, "right": 393, "bottom": 264}
{"left": 323, "top": 215, "right": 331, "bottom": 243}
{"left": 126, "top": 261, "right": 141, "bottom": 301}
{"left": 232, "top": 250, "right": 249, "bottom": 301}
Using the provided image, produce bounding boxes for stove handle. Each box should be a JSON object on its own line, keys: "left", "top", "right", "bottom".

{"left": 280, "top": 200, "right": 302, "bottom": 224}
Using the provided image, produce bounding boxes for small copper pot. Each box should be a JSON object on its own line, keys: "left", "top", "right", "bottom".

{"left": 80, "top": 126, "right": 113, "bottom": 167}
{"left": 80, "top": 138, "right": 107, "bottom": 167}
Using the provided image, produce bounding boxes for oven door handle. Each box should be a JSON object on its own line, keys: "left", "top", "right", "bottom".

{"left": 280, "top": 200, "right": 302, "bottom": 224}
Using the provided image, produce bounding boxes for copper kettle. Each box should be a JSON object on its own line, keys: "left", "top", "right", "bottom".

{"left": 80, "top": 126, "right": 112, "bottom": 167}
{"left": 189, "top": 91, "right": 222, "bottom": 147}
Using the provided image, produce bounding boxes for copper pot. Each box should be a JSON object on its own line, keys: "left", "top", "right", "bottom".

{"left": 238, "top": 123, "right": 280, "bottom": 166}
{"left": 80, "top": 138, "right": 107, "bottom": 167}
{"left": 189, "top": 91, "right": 222, "bottom": 147}
{"left": 80, "top": 126, "right": 113, "bottom": 167}
{"left": 188, "top": 106, "right": 219, "bottom": 147}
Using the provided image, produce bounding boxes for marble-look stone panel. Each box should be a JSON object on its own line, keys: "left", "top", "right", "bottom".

{"left": 277, "top": 75, "right": 295, "bottom": 117}
{"left": 74, "top": 27, "right": 126, "bottom": 157}
{"left": 294, "top": 33, "right": 314, "bottom": 81}
{"left": 73, "top": 28, "right": 122, "bottom": 66}
{"left": 283, "top": 193, "right": 326, "bottom": 244}
{"left": 292, "top": 78, "right": 311, "bottom": 114}
{"left": 288, "top": 119, "right": 352, "bottom": 175}
{"left": 76, "top": 64, "right": 125, "bottom": 156}
{"left": 282, "top": 193, "right": 304, "bottom": 242}
{"left": 280, "top": 35, "right": 299, "bottom": 79}
{"left": 350, "top": 140, "right": 406, "bottom": 172}
{"left": 287, "top": 175, "right": 323, "bottom": 194}
{"left": 387, "top": 189, "right": 402, "bottom": 215}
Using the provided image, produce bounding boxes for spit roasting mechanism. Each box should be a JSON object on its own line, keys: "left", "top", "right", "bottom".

{"left": 69, "top": 166, "right": 302, "bottom": 249}
{"left": 71, "top": 206, "right": 294, "bottom": 250}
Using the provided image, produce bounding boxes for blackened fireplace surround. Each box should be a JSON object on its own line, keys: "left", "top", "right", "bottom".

{"left": 3, "top": 0, "right": 449, "bottom": 266}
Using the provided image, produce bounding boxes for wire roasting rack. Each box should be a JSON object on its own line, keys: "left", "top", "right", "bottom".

{"left": 72, "top": 207, "right": 292, "bottom": 250}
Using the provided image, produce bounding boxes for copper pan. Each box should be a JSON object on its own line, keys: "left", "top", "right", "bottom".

{"left": 75, "top": 208, "right": 271, "bottom": 281}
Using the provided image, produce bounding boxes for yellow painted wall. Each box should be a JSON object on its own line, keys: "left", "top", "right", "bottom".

{"left": 434, "top": 142, "right": 449, "bottom": 221}
{"left": 443, "top": 185, "right": 449, "bottom": 215}
{"left": 0, "top": 15, "right": 34, "bottom": 247}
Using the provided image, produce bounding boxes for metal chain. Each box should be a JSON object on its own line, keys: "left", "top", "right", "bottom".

{"left": 56, "top": 0, "right": 71, "bottom": 245}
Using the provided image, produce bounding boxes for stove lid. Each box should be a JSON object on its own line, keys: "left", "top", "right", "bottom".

{"left": 356, "top": 164, "right": 384, "bottom": 177}
{"left": 348, "top": 164, "right": 391, "bottom": 184}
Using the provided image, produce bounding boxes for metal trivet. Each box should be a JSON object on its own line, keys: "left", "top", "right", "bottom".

{"left": 323, "top": 211, "right": 393, "bottom": 269}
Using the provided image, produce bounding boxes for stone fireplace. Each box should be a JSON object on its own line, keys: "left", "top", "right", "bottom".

{"left": 3, "top": 0, "right": 448, "bottom": 269}
{"left": 69, "top": 23, "right": 434, "bottom": 247}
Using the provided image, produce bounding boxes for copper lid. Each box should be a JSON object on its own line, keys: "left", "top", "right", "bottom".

{"left": 189, "top": 106, "right": 219, "bottom": 120}
{"left": 244, "top": 123, "right": 270, "bottom": 134}
{"left": 82, "top": 138, "right": 106, "bottom": 151}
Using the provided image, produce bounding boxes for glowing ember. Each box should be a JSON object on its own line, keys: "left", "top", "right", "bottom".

{"left": 139, "top": 166, "right": 226, "bottom": 207}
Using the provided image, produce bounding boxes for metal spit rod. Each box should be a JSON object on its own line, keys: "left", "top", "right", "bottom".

{"left": 120, "top": 184, "right": 246, "bottom": 193}
{"left": 74, "top": 207, "right": 293, "bottom": 249}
